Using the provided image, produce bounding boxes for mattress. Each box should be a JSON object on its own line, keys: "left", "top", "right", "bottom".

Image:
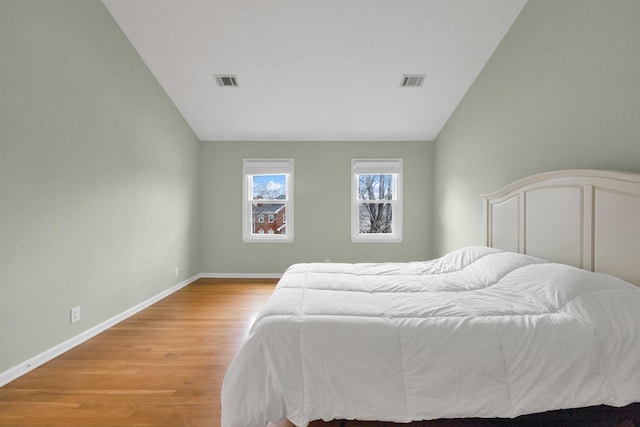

{"left": 221, "top": 246, "right": 640, "bottom": 427}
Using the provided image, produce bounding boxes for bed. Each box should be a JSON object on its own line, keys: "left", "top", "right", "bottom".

{"left": 221, "top": 169, "right": 640, "bottom": 427}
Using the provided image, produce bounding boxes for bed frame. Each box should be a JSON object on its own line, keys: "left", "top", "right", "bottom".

{"left": 268, "top": 169, "right": 640, "bottom": 427}
{"left": 483, "top": 169, "right": 640, "bottom": 286}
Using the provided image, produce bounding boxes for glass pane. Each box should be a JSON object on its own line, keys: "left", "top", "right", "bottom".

{"left": 251, "top": 174, "right": 287, "bottom": 201}
{"left": 357, "top": 174, "right": 393, "bottom": 201}
{"left": 358, "top": 203, "right": 393, "bottom": 234}
{"left": 252, "top": 203, "right": 287, "bottom": 235}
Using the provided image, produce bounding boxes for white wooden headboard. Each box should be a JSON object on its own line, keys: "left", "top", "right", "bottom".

{"left": 482, "top": 170, "right": 640, "bottom": 286}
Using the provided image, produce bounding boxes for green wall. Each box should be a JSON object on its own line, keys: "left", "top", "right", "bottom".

{"left": 200, "top": 141, "right": 434, "bottom": 274}
{"left": 0, "top": 1, "right": 200, "bottom": 372}
{"left": 433, "top": 0, "right": 640, "bottom": 255}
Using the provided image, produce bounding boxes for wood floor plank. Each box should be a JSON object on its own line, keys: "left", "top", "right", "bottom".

{"left": 0, "top": 281, "right": 274, "bottom": 427}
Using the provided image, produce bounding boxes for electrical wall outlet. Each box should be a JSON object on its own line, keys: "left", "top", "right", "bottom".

{"left": 175, "top": 266, "right": 183, "bottom": 277}
{"left": 70, "top": 306, "right": 80, "bottom": 323}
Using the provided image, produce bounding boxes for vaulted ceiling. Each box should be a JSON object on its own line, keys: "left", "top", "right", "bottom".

{"left": 103, "top": 0, "right": 527, "bottom": 141}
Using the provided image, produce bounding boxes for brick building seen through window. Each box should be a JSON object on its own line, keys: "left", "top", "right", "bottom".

{"left": 252, "top": 196, "right": 286, "bottom": 235}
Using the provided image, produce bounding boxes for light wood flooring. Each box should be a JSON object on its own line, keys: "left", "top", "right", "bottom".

{"left": 1, "top": 279, "right": 638, "bottom": 427}
{"left": 0, "top": 280, "right": 276, "bottom": 427}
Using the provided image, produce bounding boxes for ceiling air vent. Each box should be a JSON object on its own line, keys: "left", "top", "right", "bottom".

{"left": 400, "top": 74, "right": 426, "bottom": 88}
{"left": 214, "top": 75, "right": 238, "bottom": 87}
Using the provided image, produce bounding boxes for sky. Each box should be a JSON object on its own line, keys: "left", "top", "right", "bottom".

{"left": 252, "top": 174, "right": 286, "bottom": 199}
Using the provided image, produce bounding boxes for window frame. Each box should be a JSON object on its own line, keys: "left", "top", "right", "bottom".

{"left": 351, "top": 158, "right": 403, "bottom": 243}
{"left": 242, "top": 159, "right": 294, "bottom": 243}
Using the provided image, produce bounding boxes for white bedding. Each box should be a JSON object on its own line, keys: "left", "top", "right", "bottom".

{"left": 221, "top": 246, "right": 640, "bottom": 427}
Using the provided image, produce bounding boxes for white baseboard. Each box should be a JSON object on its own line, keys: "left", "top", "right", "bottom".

{"left": 0, "top": 274, "right": 199, "bottom": 388}
{"left": 199, "top": 272, "right": 282, "bottom": 279}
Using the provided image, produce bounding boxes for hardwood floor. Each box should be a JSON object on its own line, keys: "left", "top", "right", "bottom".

{"left": 1, "top": 279, "right": 638, "bottom": 427}
{"left": 0, "top": 280, "right": 276, "bottom": 427}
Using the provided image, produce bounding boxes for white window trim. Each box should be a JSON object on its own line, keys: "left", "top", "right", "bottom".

{"left": 351, "top": 158, "right": 402, "bottom": 243}
{"left": 243, "top": 158, "right": 294, "bottom": 242}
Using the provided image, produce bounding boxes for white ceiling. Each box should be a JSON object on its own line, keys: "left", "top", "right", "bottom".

{"left": 102, "top": 0, "right": 527, "bottom": 142}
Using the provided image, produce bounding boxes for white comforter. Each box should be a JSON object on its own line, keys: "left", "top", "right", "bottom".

{"left": 221, "top": 247, "right": 640, "bottom": 427}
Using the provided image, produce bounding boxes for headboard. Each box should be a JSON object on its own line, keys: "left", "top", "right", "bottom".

{"left": 482, "top": 170, "right": 640, "bottom": 286}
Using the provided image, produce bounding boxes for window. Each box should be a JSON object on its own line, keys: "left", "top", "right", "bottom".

{"left": 351, "top": 159, "right": 402, "bottom": 242}
{"left": 243, "top": 159, "right": 294, "bottom": 242}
